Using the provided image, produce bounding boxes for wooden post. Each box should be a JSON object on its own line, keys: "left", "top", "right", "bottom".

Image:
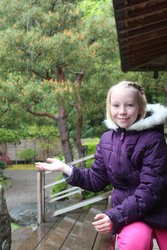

{"left": 37, "top": 170, "right": 45, "bottom": 224}
{"left": 78, "top": 188, "right": 82, "bottom": 201}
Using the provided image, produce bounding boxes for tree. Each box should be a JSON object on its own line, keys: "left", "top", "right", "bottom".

{"left": 0, "top": 0, "right": 117, "bottom": 162}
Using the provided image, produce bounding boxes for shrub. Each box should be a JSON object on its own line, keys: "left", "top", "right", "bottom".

{"left": 0, "top": 160, "right": 7, "bottom": 169}
{"left": 0, "top": 169, "right": 4, "bottom": 177}
{"left": 51, "top": 173, "right": 68, "bottom": 195}
{"left": 83, "top": 138, "right": 99, "bottom": 169}
{"left": 0, "top": 160, "right": 7, "bottom": 177}
{"left": 18, "top": 148, "right": 37, "bottom": 163}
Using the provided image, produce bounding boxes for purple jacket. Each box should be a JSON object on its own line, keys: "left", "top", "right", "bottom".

{"left": 66, "top": 104, "right": 167, "bottom": 234}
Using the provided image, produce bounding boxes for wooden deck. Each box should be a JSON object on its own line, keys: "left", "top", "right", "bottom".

{"left": 11, "top": 200, "right": 160, "bottom": 250}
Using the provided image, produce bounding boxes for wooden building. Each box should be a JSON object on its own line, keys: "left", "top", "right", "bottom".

{"left": 112, "top": 0, "right": 167, "bottom": 74}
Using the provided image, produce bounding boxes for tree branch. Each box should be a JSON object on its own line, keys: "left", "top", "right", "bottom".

{"left": 26, "top": 106, "right": 58, "bottom": 121}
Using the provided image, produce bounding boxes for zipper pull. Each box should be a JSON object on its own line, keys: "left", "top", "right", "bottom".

{"left": 120, "top": 132, "right": 124, "bottom": 140}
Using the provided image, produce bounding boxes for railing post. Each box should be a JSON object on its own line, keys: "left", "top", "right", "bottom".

{"left": 37, "top": 170, "right": 45, "bottom": 224}
{"left": 107, "top": 195, "right": 112, "bottom": 209}
{"left": 78, "top": 188, "right": 82, "bottom": 201}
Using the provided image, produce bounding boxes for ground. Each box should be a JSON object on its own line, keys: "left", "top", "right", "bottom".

{"left": 4, "top": 169, "right": 59, "bottom": 226}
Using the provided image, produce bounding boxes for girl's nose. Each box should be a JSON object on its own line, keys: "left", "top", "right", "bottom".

{"left": 119, "top": 106, "right": 127, "bottom": 114}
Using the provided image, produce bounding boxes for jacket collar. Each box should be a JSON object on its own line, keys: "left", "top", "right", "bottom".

{"left": 104, "top": 104, "right": 167, "bottom": 132}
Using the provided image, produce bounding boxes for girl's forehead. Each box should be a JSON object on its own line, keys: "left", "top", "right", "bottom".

{"left": 111, "top": 86, "right": 137, "bottom": 97}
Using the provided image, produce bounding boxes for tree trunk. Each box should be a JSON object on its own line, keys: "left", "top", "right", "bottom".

{"left": 73, "top": 70, "right": 87, "bottom": 165}
{"left": 56, "top": 67, "right": 73, "bottom": 163}
{"left": 57, "top": 100, "right": 73, "bottom": 163}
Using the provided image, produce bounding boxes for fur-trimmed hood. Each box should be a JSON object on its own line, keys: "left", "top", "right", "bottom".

{"left": 104, "top": 104, "right": 167, "bottom": 131}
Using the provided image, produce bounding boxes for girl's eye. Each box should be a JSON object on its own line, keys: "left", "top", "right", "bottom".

{"left": 112, "top": 104, "right": 119, "bottom": 107}
{"left": 127, "top": 104, "right": 133, "bottom": 107}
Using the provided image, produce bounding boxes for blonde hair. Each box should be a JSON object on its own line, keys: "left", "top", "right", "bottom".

{"left": 106, "top": 80, "right": 147, "bottom": 122}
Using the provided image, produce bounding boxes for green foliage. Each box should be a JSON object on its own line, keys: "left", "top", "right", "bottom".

{"left": 51, "top": 173, "right": 67, "bottom": 195}
{"left": 79, "top": 0, "right": 111, "bottom": 18}
{"left": 0, "top": 176, "right": 10, "bottom": 186}
{"left": 0, "top": 160, "right": 7, "bottom": 177}
{"left": 28, "top": 125, "right": 60, "bottom": 159}
{"left": 0, "top": 160, "right": 7, "bottom": 169}
{"left": 0, "top": 128, "right": 27, "bottom": 143}
{"left": 0, "top": 125, "right": 59, "bottom": 143}
{"left": 28, "top": 125, "right": 59, "bottom": 139}
{"left": 18, "top": 148, "right": 37, "bottom": 163}
{"left": 7, "top": 164, "right": 35, "bottom": 170}
{"left": 83, "top": 138, "right": 99, "bottom": 168}
{"left": 79, "top": 183, "right": 113, "bottom": 200}
{"left": 0, "top": 0, "right": 118, "bottom": 141}
{"left": 11, "top": 223, "right": 20, "bottom": 230}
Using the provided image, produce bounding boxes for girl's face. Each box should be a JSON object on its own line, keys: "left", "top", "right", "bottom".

{"left": 110, "top": 87, "right": 139, "bottom": 129}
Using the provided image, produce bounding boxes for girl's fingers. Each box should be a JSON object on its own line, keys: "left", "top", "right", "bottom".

{"left": 47, "top": 158, "right": 55, "bottom": 163}
{"left": 94, "top": 213, "right": 105, "bottom": 220}
{"left": 35, "top": 163, "right": 46, "bottom": 170}
{"left": 92, "top": 213, "right": 113, "bottom": 233}
{"left": 93, "top": 225, "right": 111, "bottom": 233}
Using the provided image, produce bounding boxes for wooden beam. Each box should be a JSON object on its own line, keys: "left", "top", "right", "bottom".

{"left": 120, "top": 31, "right": 167, "bottom": 48}
{"left": 122, "top": 48, "right": 167, "bottom": 71}
{"left": 116, "top": 1, "right": 167, "bottom": 23}
{"left": 121, "top": 38, "right": 167, "bottom": 56}
{"left": 119, "top": 25, "right": 167, "bottom": 42}
{"left": 119, "top": 13, "right": 167, "bottom": 33}
{"left": 114, "top": 0, "right": 161, "bottom": 12}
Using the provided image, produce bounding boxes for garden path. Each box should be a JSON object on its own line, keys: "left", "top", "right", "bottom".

{"left": 3, "top": 169, "right": 59, "bottom": 212}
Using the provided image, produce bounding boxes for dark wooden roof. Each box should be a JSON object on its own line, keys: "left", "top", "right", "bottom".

{"left": 112, "top": 0, "right": 167, "bottom": 72}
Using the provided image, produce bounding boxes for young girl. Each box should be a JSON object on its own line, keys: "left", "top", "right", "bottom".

{"left": 36, "top": 81, "right": 167, "bottom": 250}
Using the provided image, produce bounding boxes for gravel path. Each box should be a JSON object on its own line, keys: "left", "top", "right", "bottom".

{"left": 4, "top": 170, "right": 59, "bottom": 211}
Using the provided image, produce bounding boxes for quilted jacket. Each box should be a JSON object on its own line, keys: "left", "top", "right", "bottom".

{"left": 66, "top": 104, "right": 167, "bottom": 234}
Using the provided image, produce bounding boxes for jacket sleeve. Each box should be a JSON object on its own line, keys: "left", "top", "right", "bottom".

{"left": 103, "top": 132, "right": 167, "bottom": 234}
{"left": 66, "top": 139, "right": 110, "bottom": 192}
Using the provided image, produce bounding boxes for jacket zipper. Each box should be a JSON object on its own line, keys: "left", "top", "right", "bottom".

{"left": 120, "top": 131, "right": 124, "bottom": 140}
{"left": 118, "top": 130, "right": 125, "bottom": 174}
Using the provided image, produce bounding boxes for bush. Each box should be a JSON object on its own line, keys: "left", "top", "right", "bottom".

{"left": 51, "top": 173, "right": 68, "bottom": 195}
{"left": 83, "top": 138, "right": 99, "bottom": 169}
{"left": 0, "top": 169, "right": 4, "bottom": 177}
{"left": 18, "top": 148, "right": 37, "bottom": 163}
{"left": 0, "top": 160, "right": 7, "bottom": 169}
{"left": 0, "top": 160, "right": 7, "bottom": 177}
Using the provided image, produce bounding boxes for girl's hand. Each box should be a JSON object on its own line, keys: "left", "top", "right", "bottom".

{"left": 35, "top": 158, "right": 72, "bottom": 176}
{"left": 92, "top": 213, "right": 113, "bottom": 234}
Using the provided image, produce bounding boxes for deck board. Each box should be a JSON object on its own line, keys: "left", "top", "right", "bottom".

{"left": 36, "top": 214, "right": 80, "bottom": 250}
{"left": 13, "top": 201, "right": 160, "bottom": 250}
{"left": 17, "top": 222, "right": 56, "bottom": 250}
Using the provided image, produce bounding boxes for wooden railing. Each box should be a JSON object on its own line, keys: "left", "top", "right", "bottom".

{"left": 37, "top": 154, "right": 112, "bottom": 224}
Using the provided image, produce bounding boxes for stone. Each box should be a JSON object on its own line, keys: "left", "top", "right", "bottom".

{"left": 10, "top": 203, "right": 37, "bottom": 227}
{"left": 0, "top": 184, "right": 11, "bottom": 250}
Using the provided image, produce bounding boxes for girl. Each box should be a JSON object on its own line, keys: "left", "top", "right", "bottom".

{"left": 36, "top": 81, "right": 167, "bottom": 250}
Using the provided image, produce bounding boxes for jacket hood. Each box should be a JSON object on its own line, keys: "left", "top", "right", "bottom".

{"left": 104, "top": 104, "right": 167, "bottom": 131}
